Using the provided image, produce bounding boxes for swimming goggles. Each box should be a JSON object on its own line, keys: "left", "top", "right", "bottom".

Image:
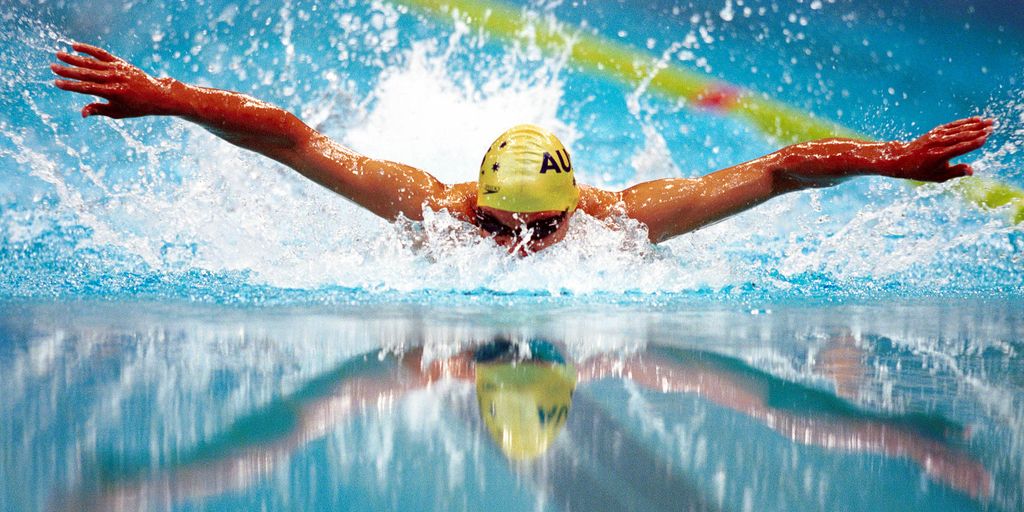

{"left": 474, "top": 208, "right": 567, "bottom": 242}
{"left": 474, "top": 339, "right": 566, "bottom": 364}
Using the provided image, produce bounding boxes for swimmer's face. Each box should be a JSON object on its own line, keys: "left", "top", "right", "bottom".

{"left": 474, "top": 206, "right": 573, "bottom": 255}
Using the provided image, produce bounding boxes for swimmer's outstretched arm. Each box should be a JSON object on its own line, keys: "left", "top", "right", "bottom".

{"left": 608, "top": 117, "right": 993, "bottom": 243}
{"left": 51, "top": 42, "right": 459, "bottom": 220}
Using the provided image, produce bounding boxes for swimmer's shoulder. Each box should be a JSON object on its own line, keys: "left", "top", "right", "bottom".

{"left": 577, "top": 184, "right": 622, "bottom": 219}
{"left": 434, "top": 181, "right": 477, "bottom": 219}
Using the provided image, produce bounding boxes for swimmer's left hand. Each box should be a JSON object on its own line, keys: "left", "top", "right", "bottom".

{"left": 51, "top": 42, "right": 177, "bottom": 119}
{"left": 885, "top": 116, "right": 994, "bottom": 182}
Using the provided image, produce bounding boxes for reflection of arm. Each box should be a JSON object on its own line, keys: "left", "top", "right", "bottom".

{"left": 63, "top": 354, "right": 423, "bottom": 512}
{"left": 577, "top": 350, "right": 989, "bottom": 498}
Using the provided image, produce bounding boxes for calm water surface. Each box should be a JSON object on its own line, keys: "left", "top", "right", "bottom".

{"left": 1, "top": 299, "right": 1021, "bottom": 511}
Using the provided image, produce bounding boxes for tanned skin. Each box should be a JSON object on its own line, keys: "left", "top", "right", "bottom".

{"left": 53, "top": 43, "right": 994, "bottom": 252}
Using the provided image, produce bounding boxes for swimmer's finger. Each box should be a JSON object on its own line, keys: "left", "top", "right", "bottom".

{"left": 934, "top": 128, "right": 992, "bottom": 146}
{"left": 931, "top": 136, "right": 988, "bottom": 158}
{"left": 935, "top": 123, "right": 986, "bottom": 139}
{"left": 948, "top": 163, "right": 973, "bottom": 178}
{"left": 934, "top": 163, "right": 973, "bottom": 182}
{"left": 50, "top": 64, "right": 112, "bottom": 83}
{"left": 934, "top": 116, "right": 983, "bottom": 132}
{"left": 72, "top": 42, "right": 119, "bottom": 63}
{"left": 915, "top": 163, "right": 972, "bottom": 183}
{"left": 81, "top": 102, "right": 126, "bottom": 119}
{"left": 935, "top": 118, "right": 992, "bottom": 137}
{"left": 54, "top": 79, "right": 112, "bottom": 97}
{"left": 56, "top": 51, "right": 109, "bottom": 70}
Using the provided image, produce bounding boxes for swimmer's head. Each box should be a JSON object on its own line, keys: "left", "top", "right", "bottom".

{"left": 477, "top": 125, "right": 579, "bottom": 214}
{"left": 475, "top": 340, "right": 576, "bottom": 461}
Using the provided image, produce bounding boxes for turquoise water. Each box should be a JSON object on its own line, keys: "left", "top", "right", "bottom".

{"left": 1, "top": 0, "right": 1023, "bottom": 510}
{"left": 0, "top": 0, "right": 1022, "bottom": 301}
{"left": 2, "top": 300, "right": 1022, "bottom": 511}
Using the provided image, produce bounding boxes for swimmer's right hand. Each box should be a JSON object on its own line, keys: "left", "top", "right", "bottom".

{"left": 51, "top": 42, "right": 177, "bottom": 119}
{"left": 886, "top": 116, "right": 994, "bottom": 182}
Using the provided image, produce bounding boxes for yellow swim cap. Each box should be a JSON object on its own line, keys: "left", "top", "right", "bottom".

{"left": 477, "top": 124, "right": 579, "bottom": 213}
{"left": 476, "top": 361, "right": 577, "bottom": 461}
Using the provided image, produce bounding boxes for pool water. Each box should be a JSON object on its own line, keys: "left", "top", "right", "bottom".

{"left": 1, "top": 0, "right": 1022, "bottom": 300}
{"left": 1, "top": 299, "right": 1022, "bottom": 511}
{"left": 1, "top": 0, "right": 1023, "bottom": 510}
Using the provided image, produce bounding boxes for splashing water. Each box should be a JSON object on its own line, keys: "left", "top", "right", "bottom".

{"left": 0, "top": 1, "right": 1022, "bottom": 303}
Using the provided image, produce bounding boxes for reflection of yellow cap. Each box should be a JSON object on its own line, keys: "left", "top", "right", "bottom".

{"left": 476, "top": 362, "right": 577, "bottom": 461}
{"left": 477, "top": 124, "right": 579, "bottom": 213}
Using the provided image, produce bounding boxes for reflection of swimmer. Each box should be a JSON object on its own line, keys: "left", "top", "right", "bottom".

{"left": 473, "top": 340, "right": 577, "bottom": 460}
{"left": 52, "top": 43, "right": 993, "bottom": 255}
{"left": 631, "top": 346, "right": 990, "bottom": 499}
{"left": 57, "top": 339, "right": 990, "bottom": 511}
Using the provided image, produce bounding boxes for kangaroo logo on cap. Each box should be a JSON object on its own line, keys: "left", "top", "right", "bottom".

{"left": 539, "top": 150, "right": 572, "bottom": 174}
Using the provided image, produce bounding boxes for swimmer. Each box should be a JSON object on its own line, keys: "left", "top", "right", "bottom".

{"left": 52, "top": 42, "right": 994, "bottom": 254}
